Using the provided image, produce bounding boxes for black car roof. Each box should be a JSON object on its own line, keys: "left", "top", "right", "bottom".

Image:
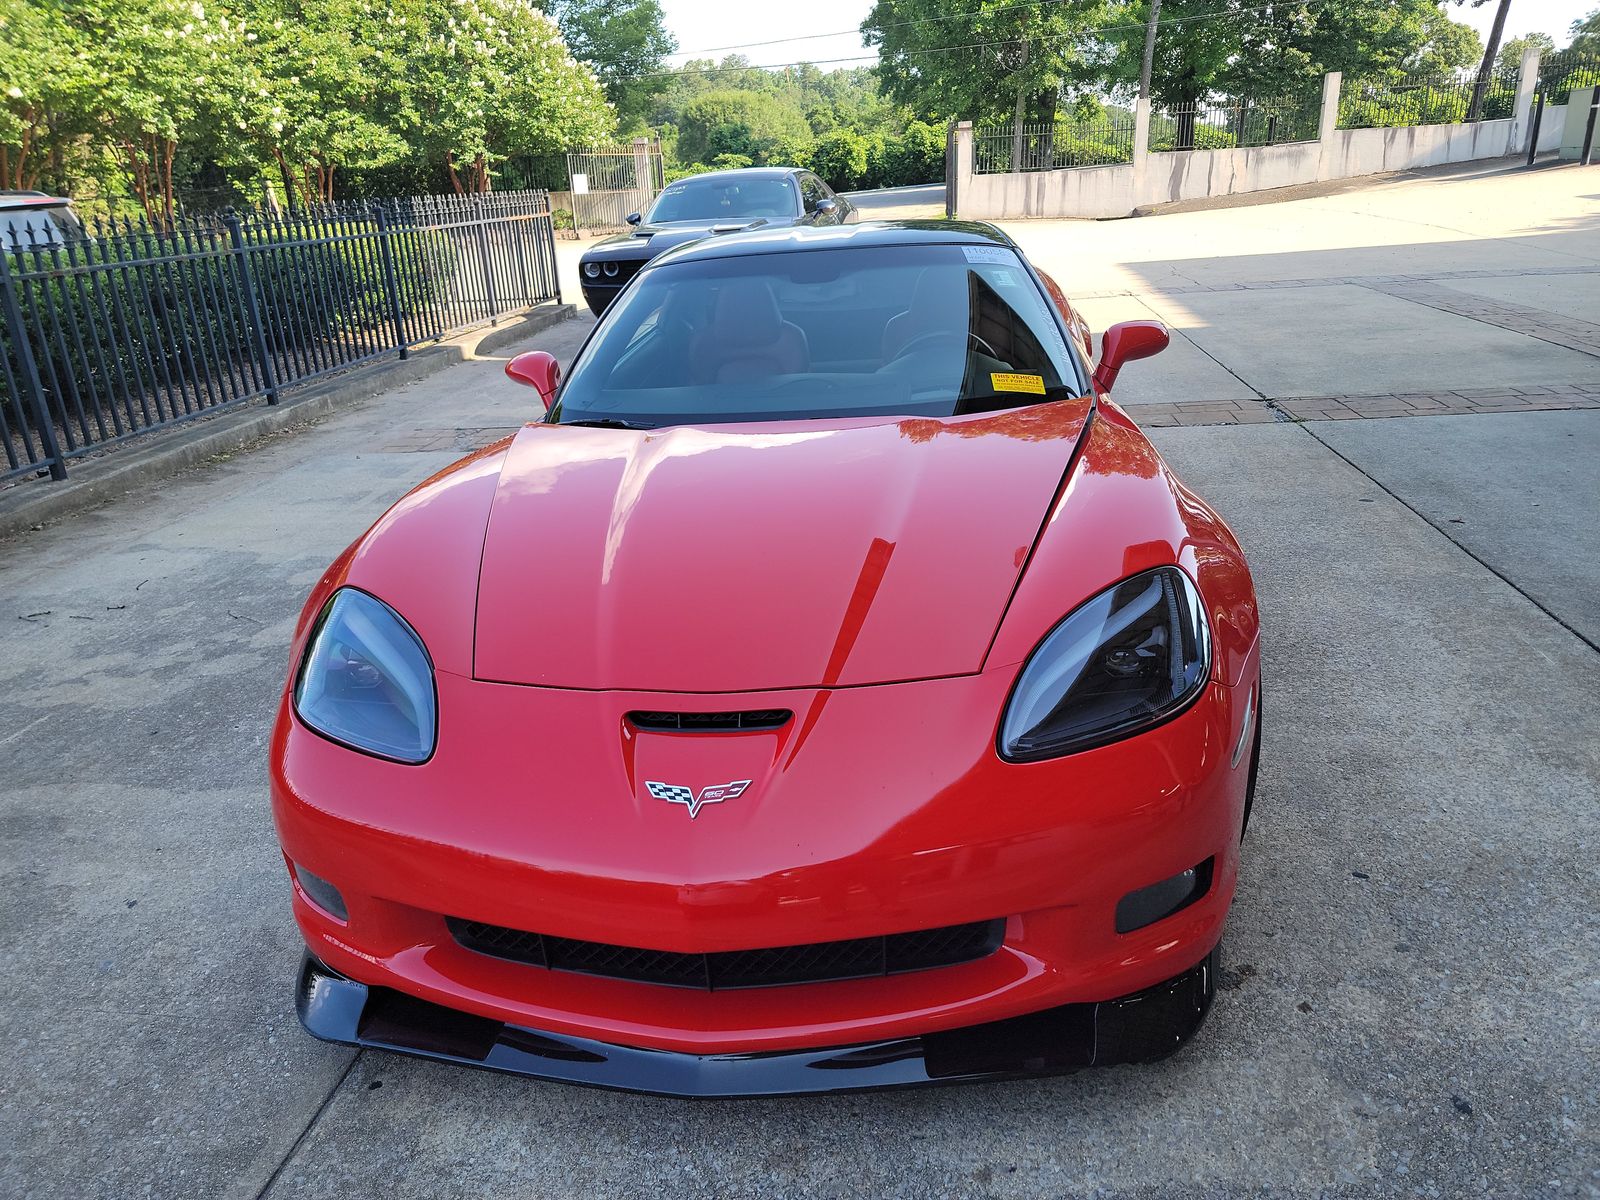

{"left": 665, "top": 166, "right": 803, "bottom": 183}
{"left": 646, "top": 220, "right": 1016, "bottom": 268}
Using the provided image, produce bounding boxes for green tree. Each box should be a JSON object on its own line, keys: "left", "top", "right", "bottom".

{"left": 234, "top": 0, "right": 410, "bottom": 204}
{"left": 1101, "top": 0, "right": 1481, "bottom": 109}
{"left": 544, "top": 0, "right": 675, "bottom": 133}
{"left": 1570, "top": 8, "right": 1600, "bottom": 56}
{"left": 0, "top": 0, "right": 100, "bottom": 193}
{"left": 866, "top": 119, "right": 946, "bottom": 187}
{"left": 75, "top": 0, "right": 245, "bottom": 221}
{"left": 399, "top": 0, "right": 613, "bottom": 193}
{"left": 863, "top": 0, "right": 1114, "bottom": 128}
{"left": 1497, "top": 32, "right": 1554, "bottom": 73}
{"left": 676, "top": 89, "right": 812, "bottom": 165}
{"left": 810, "top": 129, "right": 868, "bottom": 189}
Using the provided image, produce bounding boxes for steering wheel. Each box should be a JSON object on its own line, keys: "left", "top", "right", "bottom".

{"left": 885, "top": 329, "right": 1000, "bottom": 367}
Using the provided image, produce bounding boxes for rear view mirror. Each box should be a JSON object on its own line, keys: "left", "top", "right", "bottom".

{"left": 815, "top": 198, "right": 838, "bottom": 216}
{"left": 505, "top": 351, "right": 561, "bottom": 410}
{"left": 1093, "top": 321, "right": 1170, "bottom": 393}
{"left": 626, "top": 212, "right": 642, "bottom": 226}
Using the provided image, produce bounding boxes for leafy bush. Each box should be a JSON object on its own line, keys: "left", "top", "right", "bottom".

{"left": 864, "top": 121, "right": 947, "bottom": 188}
{"left": 810, "top": 130, "right": 870, "bottom": 191}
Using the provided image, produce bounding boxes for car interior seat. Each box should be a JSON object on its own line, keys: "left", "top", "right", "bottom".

{"left": 882, "top": 267, "right": 970, "bottom": 363}
{"left": 689, "top": 279, "right": 810, "bottom": 384}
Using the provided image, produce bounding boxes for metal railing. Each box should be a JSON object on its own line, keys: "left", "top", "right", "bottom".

{"left": 0, "top": 190, "right": 560, "bottom": 486}
{"left": 1338, "top": 68, "right": 1521, "bottom": 130}
{"left": 973, "top": 115, "right": 1138, "bottom": 174}
{"left": 566, "top": 139, "right": 665, "bottom": 232}
{"left": 1149, "top": 97, "right": 1321, "bottom": 151}
{"left": 1536, "top": 49, "right": 1600, "bottom": 105}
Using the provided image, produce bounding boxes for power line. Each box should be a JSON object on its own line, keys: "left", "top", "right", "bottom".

{"left": 635, "top": 1, "right": 1328, "bottom": 82}
{"left": 672, "top": 0, "right": 1084, "bottom": 58}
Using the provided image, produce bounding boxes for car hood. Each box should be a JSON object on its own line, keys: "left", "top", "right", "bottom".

{"left": 588, "top": 218, "right": 781, "bottom": 258}
{"left": 472, "top": 402, "right": 1090, "bottom": 692}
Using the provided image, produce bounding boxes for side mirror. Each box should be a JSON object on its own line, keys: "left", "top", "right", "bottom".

{"left": 1093, "top": 320, "right": 1169, "bottom": 393}
{"left": 625, "top": 212, "right": 642, "bottom": 226}
{"left": 505, "top": 350, "right": 560, "bottom": 410}
{"left": 815, "top": 198, "right": 838, "bottom": 216}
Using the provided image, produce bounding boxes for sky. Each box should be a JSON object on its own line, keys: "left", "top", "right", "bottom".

{"left": 659, "top": 0, "right": 1593, "bottom": 71}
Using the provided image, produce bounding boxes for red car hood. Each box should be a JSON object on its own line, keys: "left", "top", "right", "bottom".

{"left": 473, "top": 402, "right": 1090, "bottom": 691}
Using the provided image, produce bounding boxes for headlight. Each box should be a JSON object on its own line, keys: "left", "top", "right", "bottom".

{"left": 583, "top": 261, "right": 600, "bottom": 279}
{"left": 602, "top": 261, "right": 619, "bottom": 277}
{"left": 999, "top": 567, "right": 1210, "bottom": 762}
{"left": 294, "top": 589, "right": 437, "bottom": 764}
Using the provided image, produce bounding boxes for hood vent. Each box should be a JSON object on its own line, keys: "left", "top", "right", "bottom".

{"left": 627, "top": 709, "right": 793, "bottom": 733}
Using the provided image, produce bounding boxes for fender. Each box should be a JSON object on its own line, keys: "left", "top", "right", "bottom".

{"left": 986, "top": 399, "right": 1259, "bottom": 687}
{"left": 283, "top": 439, "right": 515, "bottom": 686}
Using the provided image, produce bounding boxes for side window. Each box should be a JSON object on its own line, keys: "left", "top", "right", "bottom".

{"left": 799, "top": 175, "right": 826, "bottom": 213}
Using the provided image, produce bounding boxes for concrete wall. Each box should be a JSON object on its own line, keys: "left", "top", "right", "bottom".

{"left": 1538, "top": 105, "right": 1569, "bottom": 152}
{"left": 954, "top": 51, "right": 1546, "bottom": 220}
{"left": 1319, "top": 118, "right": 1517, "bottom": 177}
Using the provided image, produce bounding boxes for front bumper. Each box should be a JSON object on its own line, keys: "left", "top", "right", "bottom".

{"left": 273, "top": 664, "right": 1255, "bottom": 1056}
{"left": 299, "top": 944, "right": 1218, "bottom": 1097}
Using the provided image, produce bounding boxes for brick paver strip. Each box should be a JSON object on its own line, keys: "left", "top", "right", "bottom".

{"left": 1076, "top": 264, "right": 1599, "bottom": 302}
{"left": 1134, "top": 387, "right": 1600, "bottom": 427}
{"left": 1368, "top": 282, "right": 1600, "bottom": 359}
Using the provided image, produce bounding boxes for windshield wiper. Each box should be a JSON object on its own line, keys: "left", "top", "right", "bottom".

{"left": 561, "top": 417, "right": 655, "bottom": 430}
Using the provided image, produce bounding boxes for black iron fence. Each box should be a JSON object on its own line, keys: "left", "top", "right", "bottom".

{"left": 1150, "top": 96, "right": 1321, "bottom": 151}
{"left": 1338, "top": 68, "right": 1521, "bottom": 130}
{"left": 0, "top": 189, "right": 561, "bottom": 486}
{"left": 973, "top": 114, "right": 1138, "bottom": 174}
{"left": 1536, "top": 49, "right": 1600, "bottom": 105}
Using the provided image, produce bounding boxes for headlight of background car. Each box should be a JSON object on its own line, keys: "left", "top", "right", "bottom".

{"left": 583, "top": 261, "right": 600, "bottom": 279}
{"left": 294, "top": 589, "right": 436, "bottom": 764}
{"left": 999, "top": 567, "right": 1210, "bottom": 762}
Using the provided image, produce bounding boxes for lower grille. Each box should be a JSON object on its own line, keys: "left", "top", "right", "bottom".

{"left": 447, "top": 917, "right": 1006, "bottom": 990}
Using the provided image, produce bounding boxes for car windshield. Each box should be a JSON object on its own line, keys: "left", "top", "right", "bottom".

{"left": 646, "top": 176, "right": 797, "bottom": 223}
{"left": 551, "top": 244, "right": 1085, "bottom": 428}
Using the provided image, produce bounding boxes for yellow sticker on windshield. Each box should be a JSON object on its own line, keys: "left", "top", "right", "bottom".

{"left": 991, "top": 372, "right": 1046, "bottom": 395}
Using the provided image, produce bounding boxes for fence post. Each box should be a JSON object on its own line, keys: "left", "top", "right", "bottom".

{"left": 372, "top": 206, "right": 408, "bottom": 360}
{"left": 1584, "top": 89, "right": 1600, "bottom": 166}
{"left": 471, "top": 196, "right": 499, "bottom": 323}
{"left": 1512, "top": 48, "right": 1542, "bottom": 155}
{"left": 949, "top": 122, "right": 973, "bottom": 218}
{"left": 1526, "top": 93, "right": 1545, "bottom": 166}
{"left": 0, "top": 240, "right": 67, "bottom": 480}
{"left": 1132, "top": 97, "right": 1152, "bottom": 208}
{"left": 222, "top": 210, "right": 280, "bottom": 405}
{"left": 1315, "top": 71, "right": 1342, "bottom": 182}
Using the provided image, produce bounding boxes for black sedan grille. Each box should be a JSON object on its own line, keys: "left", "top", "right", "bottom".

{"left": 447, "top": 917, "right": 1006, "bottom": 990}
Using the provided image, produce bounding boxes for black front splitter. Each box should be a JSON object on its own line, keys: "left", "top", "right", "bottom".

{"left": 297, "top": 946, "right": 1218, "bottom": 1098}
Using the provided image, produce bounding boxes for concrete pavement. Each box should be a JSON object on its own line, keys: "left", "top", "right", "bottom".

{"left": 2, "top": 165, "right": 1597, "bottom": 1199}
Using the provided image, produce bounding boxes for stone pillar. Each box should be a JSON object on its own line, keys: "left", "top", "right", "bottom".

{"left": 1510, "top": 49, "right": 1543, "bottom": 153}
{"left": 1131, "top": 97, "right": 1151, "bottom": 213}
{"left": 949, "top": 121, "right": 973, "bottom": 218}
{"left": 1316, "top": 71, "right": 1342, "bottom": 182}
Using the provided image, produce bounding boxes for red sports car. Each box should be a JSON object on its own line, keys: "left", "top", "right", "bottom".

{"left": 272, "top": 221, "right": 1261, "bottom": 1097}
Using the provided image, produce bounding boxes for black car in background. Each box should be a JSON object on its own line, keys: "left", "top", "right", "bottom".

{"left": 577, "top": 167, "right": 854, "bottom": 316}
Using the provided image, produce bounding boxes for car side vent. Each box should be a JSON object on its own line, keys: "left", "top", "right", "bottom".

{"left": 627, "top": 710, "right": 793, "bottom": 733}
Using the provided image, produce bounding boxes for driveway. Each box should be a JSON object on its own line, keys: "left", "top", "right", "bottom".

{"left": 1, "top": 164, "right": 1596, "bottom": 1199}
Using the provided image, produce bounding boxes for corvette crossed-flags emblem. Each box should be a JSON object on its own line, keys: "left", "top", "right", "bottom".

{"left": 645, "top": 779, "right": 752, "bottom": 819}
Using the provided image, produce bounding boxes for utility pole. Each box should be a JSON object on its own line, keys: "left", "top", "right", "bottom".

{"left": 1140, "top": 0, "right": 1162, "bottom": 101}
{"left": 1467, "top": 0, "right": 1512, "bottom": 122}
{"left": 1011, "top": 36, "right": 1031, "bottom": 172}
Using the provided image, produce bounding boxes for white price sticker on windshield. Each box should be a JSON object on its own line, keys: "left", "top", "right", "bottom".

{"left": 962, "top": 245, "right": 1015, "bottom": 265}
